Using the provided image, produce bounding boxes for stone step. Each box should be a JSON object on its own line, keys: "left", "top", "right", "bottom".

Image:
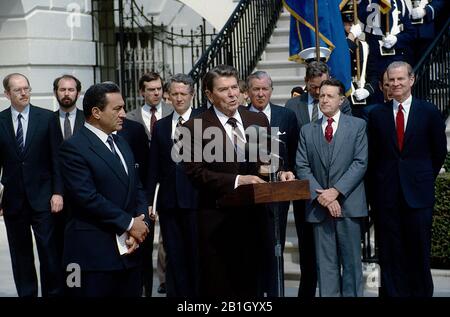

{"left": 256, "top": 60, "right": 305, "bottom": 77}
{"left": 262, "top": 43, "right": 292, "bottom": 61}
{"left": 271, "top": 76, "right": 305, "bottom": 96}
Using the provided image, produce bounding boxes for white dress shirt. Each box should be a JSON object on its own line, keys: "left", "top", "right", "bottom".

{"left": 171, "top": 108, "right": 192, "bottom": 138}
{"left": 142, "top": 102, "right": 163, "bottom": 132}
{"left": 393, "top": 95, "right": 412, "bottom": 130}
{"left": 249, "top": 104, "right": 271, "bottom": 123}
{"left": 58, "top": 107, "right": 77, "bottom": 135}
{"left": 321, "top": 110, "right": 341, "bottom": 137}
{"left": 213, "top": 106, "right": 246, "bottom": 188}
{"left": 11, "top": 105, "right": 30, "bottom": 145}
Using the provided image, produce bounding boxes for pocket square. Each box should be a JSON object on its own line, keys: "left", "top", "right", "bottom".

{"left": 277, "top": 131, "right": 286, "bottom": 136}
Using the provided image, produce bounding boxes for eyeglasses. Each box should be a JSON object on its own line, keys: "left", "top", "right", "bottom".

{"left": 10, "top": 87, "right": 32, "bottom": 95}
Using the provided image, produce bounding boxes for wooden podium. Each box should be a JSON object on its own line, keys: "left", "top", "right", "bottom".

{"left": 218, "top": 179, "right": 310, "bottom": 207}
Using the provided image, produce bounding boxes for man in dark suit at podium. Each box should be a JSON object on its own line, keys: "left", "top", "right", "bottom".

{"left": 367, "top": 61, "right": 447, "bottom": 297}
{"left": 183, "top": 65, "right": 294, "bottom": 296}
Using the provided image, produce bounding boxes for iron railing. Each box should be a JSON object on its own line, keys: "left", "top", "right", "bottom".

{"left": 92, "top": 0, "right": 217, "bottom": 110}
{"left": 189, "top": 0, "right": 283, "bottom": 107}
{"left": 413, "top": 17, "right": 450, "bottom": 118}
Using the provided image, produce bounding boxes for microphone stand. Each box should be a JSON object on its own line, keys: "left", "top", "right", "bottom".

{"left": 268, "top": 155, "right": 284, "bottom": 297}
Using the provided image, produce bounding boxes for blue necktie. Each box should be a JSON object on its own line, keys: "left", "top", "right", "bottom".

{"left": 16, "top": 113, "right": 24, "bottom": 153}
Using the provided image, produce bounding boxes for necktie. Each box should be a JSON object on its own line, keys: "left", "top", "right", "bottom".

{"left": 227, "top": 117, "right": 245, "bottom": 159}
{"left": 311, "top": 100, "right": 319, "bottom": 122}
{"left": 150, "top": 105, "right": 157, "bottom": 134}
{"left": 173, "top": 116, "right": 184, "bottom": 155}
{"left": 16, "top": 113, "right": 24, "bottom": 153}
{"left": 325, "top": 117, "right": 334, "bottom": 143}
{"left": 396, "top": 104, "right": 404, "bottom": 151}
{"left": 64, "top": 112, "right": 72, "bottom": 140}
{"left": 107, "top": 135, "right": 122, "bottom": 163}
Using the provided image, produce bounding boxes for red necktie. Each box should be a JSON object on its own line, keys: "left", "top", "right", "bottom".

{"left": 150, "top": 105, "right": 157, "bottom": 134}
{"left": 325, "top": 117, "right": 333, "bottom": 143}
{"left": 396, "top": 104, "right": 404, "bottom": 151}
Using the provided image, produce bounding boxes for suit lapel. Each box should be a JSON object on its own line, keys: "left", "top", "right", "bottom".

{"left": 54, "top": 111, "right": 64, "bottom": 141}
{"left": 382, "top": 101, "right": 399, "bottom": 152}
{"left": 312, "top": 119, "right": 328, "bottom": 168}
{"left": 299, "top": 94, "right": 310, "bottom": 124}
{"left": 402, "top": 99, "right": 417, "bottom": 152}
{"left": 330, "top": 115, "right": 349, "bottom": 166}
{"left": 0, "top": 108, "right": 20, "bottom": 156}
{"left": 74, "top": 109, "right": 84, "bottom": 132}
{"left": 83, "top": 128, "right": 129, "bottom": 188}
{"left": 22, "top": 105, "right": 39, "bottom": 157}
{"left": 114, "top": 135, "right": 134, "bottom": 206}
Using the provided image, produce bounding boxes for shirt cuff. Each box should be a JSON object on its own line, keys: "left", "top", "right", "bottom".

{"left": 234, "top": 175, "right": 240, "bottom": 189}
{"left": 126, "top": 218, "right": 134, "bottom": 232}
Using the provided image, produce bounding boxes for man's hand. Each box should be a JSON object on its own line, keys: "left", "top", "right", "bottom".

{"left": 128, "top": 214, "right": 149, "bottom": 243}
{"left": 238, "top": 175, "right": 266, "bottom": 186}
{"left": 316, "top": 188, "right": 340, "bottom": 207}
{"left": 50, "top": 194, "right": 64, "bottom": 213}
{"left": 125, "top": 235, "right": 139, "bottom": 255}
{"left": 327, "top": 200, "right": 342, "bottom": 218}
{"left": 278, "top": 171, "right": 295, "bottom": 181}
{"left": 148, "top": 205, "right": 157, "bottom": 221}
{"left": 349, "top": 23, "right": 362, "bottom": 39}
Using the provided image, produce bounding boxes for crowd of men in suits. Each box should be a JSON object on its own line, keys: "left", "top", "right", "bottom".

{"left": 0, "top": 58, "right": 447, "bottom": 298}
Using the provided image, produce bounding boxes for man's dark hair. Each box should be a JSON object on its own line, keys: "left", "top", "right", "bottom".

{"left": 305, "top": 61, "right": 329, "bottom": 82}
{"left": 320, "top": 78, "right": 345, "bottom": 96}
{"left": 83, "top": 82, "right": 121, "bottom": 118}
{"left": 203, "top": 64, "right": 239, "bottom": 92}
{"left": 3, "top": 73, "right": 30, "bottom": 91}
{"left": 53, "top": 74, "right": 82, "bottom": 92}
{"left": 138, "top": 71, "right": 163, "bottom": 91}
{"left": 166, "top": 73, "right": 195, "bottom": 94}
{"left": 290, "top": 86, "right": 304, "bottom": 97}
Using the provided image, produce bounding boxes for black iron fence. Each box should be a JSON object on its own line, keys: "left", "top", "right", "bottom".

{"left": 92, "top": 0, "right": 217, "bottom": 110}
{"left": 189, "top": 0, "right": 283, "bottom": 107}
{"left": 413, "top": 17, "right": 450, "bottom": 118}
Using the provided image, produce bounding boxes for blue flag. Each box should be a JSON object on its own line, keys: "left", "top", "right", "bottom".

{"left": 283, "top": 0, "right": 352, "bottom": 94}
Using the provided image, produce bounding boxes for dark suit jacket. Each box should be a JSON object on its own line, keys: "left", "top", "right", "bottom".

{"left": 58, "top": 127, "right": 149, "bottom": 271}
{"left": 248, "top": 103, "right": 299, "bottom": 172}
{"left": 0, "top": 105, "right": 62, "bottom": 213}
{"left": 53, "top": 108, "right": 84, "bottom": 145}
{"left": 118, "top": 118, "right": 150, "bottom": 189}
{"left": 183, "top": 106, "right": 269, "bottom": 208}
{"left": 367, "top": 98, "right": 447, "bottom": 209}
{"left": 182, "top": 106, "right": 270, "bottom": 296}
{"left": 147, "top": 108, "right": 203, "bottom": 210}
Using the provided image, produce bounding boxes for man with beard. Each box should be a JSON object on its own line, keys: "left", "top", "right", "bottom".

{"left": 52, "top": 75, "right": 85, "bottom": 261}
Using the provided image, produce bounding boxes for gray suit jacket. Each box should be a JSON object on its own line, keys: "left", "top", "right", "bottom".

{"left": 126, "top": 101, "right": 172, "bottom": 140}
{"left": 285, "top": 93, "right": 352, "bottom": 131}
{"left": 296, "top": 113, "right": 368, "bottom": 223}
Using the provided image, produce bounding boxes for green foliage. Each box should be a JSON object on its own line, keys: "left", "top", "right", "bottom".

{"left": 444, "top": 152, "right": 450, "bottom": 173}
{"left": 431, "top": 172, "right": 450, "bottom": 268}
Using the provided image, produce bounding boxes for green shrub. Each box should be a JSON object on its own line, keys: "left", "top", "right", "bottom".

{"left": 444, "top": 152, "right": 450, "bottom": 172}
{"left": 431, "top": 172, "right": 450, "bottom": 268}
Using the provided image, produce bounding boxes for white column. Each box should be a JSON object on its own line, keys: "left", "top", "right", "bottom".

{"left": 0, "top": 0, "right": 96, "bottom": 111}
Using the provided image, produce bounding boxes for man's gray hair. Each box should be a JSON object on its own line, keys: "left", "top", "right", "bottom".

{"left": 387, "top": 61, "right": 414, "bottom": 77}
{"left": 246, "top": 71, "right": 273, "bottom": 89}
{"left": 166, "top": 73, "right": 195, "bottom": 94}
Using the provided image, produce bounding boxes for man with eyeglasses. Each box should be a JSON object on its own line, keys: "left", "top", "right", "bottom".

{"left": 0, "top": 73, "right": 64, "bottom": 297}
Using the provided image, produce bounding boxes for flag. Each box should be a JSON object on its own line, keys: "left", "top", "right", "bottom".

{"left": 378, "top": 0, "right": 392, "bottom": 14}
{"left": 283, "top": 0, "right": 352, "bottom": 94}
